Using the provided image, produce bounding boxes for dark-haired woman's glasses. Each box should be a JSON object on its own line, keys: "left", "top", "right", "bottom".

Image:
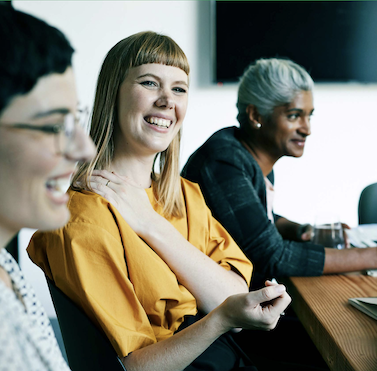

{"left": 4, "top": 108, "right": 89, "bottom": 155}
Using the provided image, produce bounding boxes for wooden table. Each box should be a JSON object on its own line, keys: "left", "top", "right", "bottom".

{"left": 284, "top": 274, "right": 377, "bottom": 371}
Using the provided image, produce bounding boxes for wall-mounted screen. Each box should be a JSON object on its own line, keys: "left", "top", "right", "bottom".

{"left": 214, "top": 1, "right": 377, "bottom": 83}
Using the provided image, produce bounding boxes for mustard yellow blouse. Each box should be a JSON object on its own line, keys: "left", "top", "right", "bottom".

{"left": 28, "top": 178, "right": 252, "bottom": 357}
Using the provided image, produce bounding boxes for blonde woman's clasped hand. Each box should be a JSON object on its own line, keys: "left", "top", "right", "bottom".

{"left": 215, "top": 280, "right": 291, "bottom": 333}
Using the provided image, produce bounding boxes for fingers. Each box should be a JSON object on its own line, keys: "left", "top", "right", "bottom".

{"left": 241, "top": 286, "right": 291, "bottom": 331}
{"left": 88, "top": 179, "right": 116, "bottom": 204}
{"left": 92, "top": 169, "right": 144, "bottom": 188}
{"left": 301, "top": 224, "right": 313, "bottom": 241}
{"left": 265, "top": 289, "right": 291, "bottom": 314}
{"left": 342, "top": 224, "right": 351, "bottom": 247}
{"left": 89, "top": 175, "right": 115, "bottom": 194}
{"left": 265, "top": 279, "right": 280, "bottom": 287}
{"left": 92, "top": 170, "right": 121, "bottom": 184}
{"left": 340, "top": 223, "right": 351, "bottom": 248}
{"left": 248, "top": 284, "right": 287, "bottom": 306}
{"left": 343, "top": 231, "right": 351, "bottom": 248}
{"left": 90, "top": 175, "right": 111, "bottom": 186}
{"left": 89, "top": 171, "right": 127, "bottom": 196}
{"left": 254, "top": 283, "right": 291, "bottom": 315}
{"left": 301, "top": 231, "right": 312, "bottom": 241}
{"left": 264, "top": 280, "right": 275, "bottom": 287}
{"left": 219, "top": 283, "right": 291, "bottom": 331}
{"left": 88, "top": 173, "right": 120, "bottom": 204}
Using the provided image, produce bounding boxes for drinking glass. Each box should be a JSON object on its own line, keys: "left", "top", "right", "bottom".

{"left": 312, "top": 214, "right": 345, "bottom": 249}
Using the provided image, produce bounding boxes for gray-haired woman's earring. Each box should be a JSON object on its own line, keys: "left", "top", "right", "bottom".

{"left": 255, "top": 122, "right": 262, "bottom": 129}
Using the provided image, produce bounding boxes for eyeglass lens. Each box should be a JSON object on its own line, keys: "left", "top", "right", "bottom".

{"left": 56, "top": 110, "right": 88, "bottom": 155}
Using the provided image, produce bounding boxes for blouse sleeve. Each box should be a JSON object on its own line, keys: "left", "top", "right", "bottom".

{"left": 28, "top": 223, "right": 157, "bottom": 358}
{"left": 206, "top": 211, "right": 253, "bottom": 286}
{"left": 181, "top": 179, "right": 253, "bottom": 286}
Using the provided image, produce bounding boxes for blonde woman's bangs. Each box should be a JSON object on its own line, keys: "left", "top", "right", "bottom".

{"left": 132, "top": 34, "right": 190, "bottom": 75}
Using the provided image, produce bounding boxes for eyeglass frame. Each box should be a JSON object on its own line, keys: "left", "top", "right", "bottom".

{"left": 0, "top": 108, "right": 89, "bottom": 155}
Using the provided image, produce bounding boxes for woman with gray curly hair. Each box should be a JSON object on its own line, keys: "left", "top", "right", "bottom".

{"left": 183, "top": 58, "right": 377, "bottom": 290}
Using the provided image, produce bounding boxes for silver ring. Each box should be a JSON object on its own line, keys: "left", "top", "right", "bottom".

{"left": 106, "top": 180, "right": 110, "bottom": 187}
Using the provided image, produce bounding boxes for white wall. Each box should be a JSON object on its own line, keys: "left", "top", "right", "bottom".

{"left": 14, "top": 1, "right": 377, "bottom": 316}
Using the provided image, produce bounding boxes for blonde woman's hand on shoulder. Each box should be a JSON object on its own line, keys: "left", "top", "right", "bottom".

{"left": 89, "top": 169, "right": 159, "bottom": 236}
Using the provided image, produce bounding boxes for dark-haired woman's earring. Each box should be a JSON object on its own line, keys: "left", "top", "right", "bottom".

{"left": 255, "top": 122, "right": 262, "bottom": 129}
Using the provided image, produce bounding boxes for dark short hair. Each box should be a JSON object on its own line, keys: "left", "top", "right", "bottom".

{"left": 0, "top": 6, "right": 74, "bottom": 114}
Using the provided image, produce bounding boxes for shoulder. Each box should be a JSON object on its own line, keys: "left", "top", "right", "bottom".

{"left": 183, "top": 126, "right": 258, "bottom": 176}
{"left": 192, "top": 126, "right": 242, "bottom": 155}
{"left": 29, "top": 189, "right": 125, "bottom": 279}
{"left": 67, "top": 188, "right": 108, "bottom": 221}
{"left": 67, "top": 188, "right": 121, "bottom": 232}
{"left": 180, "top": 177, "right": 204, "bottom": 201}
{"left": 34, "top": 188, "right": 122, "bottom": 244}
{"left": 179, "top": 178, "right": 209, "bottom": 212}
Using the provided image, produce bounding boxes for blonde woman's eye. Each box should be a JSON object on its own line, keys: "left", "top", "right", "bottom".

{"left": 141, "top": 81, "right": 157, "bottom": 87}
{"left": 173, "top": 87, "right": 187, "bottom": 93}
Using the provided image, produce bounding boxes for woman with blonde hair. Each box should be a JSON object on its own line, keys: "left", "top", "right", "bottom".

{"left": 28, "top": 32, "right": 290, "bottom": 371}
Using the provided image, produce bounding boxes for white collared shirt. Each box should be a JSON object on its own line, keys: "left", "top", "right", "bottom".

{"left": 264, "top": 177, "right": 275, "bottom": 224}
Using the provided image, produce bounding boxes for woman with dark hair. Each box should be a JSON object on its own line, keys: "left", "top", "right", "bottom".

{"left": 0, "top": 6, "right": 95, "bottom": 370}
{"left": 182, "top": 58, "right": 377, "bottom": 289}
{"left": 28, "top": 33, "right": 290, "bottom": 371}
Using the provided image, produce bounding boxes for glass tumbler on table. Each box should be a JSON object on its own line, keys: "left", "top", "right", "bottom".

{"left": 312, "top": 214, "right": 345, "bottom": 249}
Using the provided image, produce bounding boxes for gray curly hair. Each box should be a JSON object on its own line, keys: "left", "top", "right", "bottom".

{"left": 236, "top": 58, "right": 314, "bottom": 127}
